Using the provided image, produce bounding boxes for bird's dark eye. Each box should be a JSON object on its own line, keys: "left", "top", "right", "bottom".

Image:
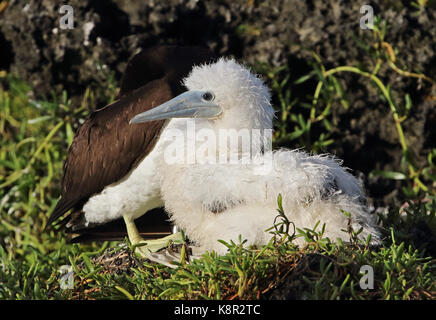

{"left": 202, "top": 92, "right": 214, "bottom": 101}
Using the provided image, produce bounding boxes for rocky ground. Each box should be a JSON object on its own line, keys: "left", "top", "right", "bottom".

{"left": 1, "top": 0, "right": 435, "bottom": 205}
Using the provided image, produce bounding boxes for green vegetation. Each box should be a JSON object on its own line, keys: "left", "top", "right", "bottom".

{"left": 255, "top": 16, "right": 435, "bottom": 198}
{"left": 0, "top": 16, "right": 435, "bottom": 300}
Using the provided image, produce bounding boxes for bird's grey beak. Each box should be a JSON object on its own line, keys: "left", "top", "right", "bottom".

{"left": 129, "top": 90, "right": 222, "bottom": 124}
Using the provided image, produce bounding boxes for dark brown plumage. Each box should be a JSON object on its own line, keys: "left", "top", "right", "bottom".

{"left": 48, "top": 45, "right": 215, "bottom": 238}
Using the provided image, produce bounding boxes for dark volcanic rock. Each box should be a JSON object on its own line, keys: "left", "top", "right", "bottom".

{"left": 0, "top": 0, "right": 132, "bottom": 105}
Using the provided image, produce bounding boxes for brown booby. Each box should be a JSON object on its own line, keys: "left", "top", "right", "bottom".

{"left": 48, "top": 45, "right": 216, "bottom": 256}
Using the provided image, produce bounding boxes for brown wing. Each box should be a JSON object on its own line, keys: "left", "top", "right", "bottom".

{"left": 48, "top": 79, "right": 173, "bottom": 225}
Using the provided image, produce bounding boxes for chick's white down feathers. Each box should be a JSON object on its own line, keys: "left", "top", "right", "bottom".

{"left": 156, "top": 58, "right": 380, "bottom": 254}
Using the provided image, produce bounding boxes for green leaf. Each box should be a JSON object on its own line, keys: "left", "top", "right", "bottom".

{"left": 66, "top": 122, "right": 74, "bottom": 147}
{"left": 404, "top": 94, "right": 412, "bottom": 114}
{"left": 115, "top": 286, "right": 134, "bottom": 300}
{"left": 27, "top": 115, "right": 53, "bottom": 124}
{"left": 369, "top": 170, "right": 407, "bottom": 180}
{"left": 293, "top": 72, "right": 314, "bottom": 85}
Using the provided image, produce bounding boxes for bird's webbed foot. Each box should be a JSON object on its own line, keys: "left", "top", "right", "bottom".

{"left": 131, "top": 232, "right": 184, "bottom": 258}
{"left": 145, "top": 243, "right": 202, "bottom": 268}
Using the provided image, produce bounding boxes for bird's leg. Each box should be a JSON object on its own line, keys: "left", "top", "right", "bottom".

{"left": 146, "top": 244, "right": 203, "bottom": 269}
{"left": 123, "top": 215, "right": 184, "bottom": 259}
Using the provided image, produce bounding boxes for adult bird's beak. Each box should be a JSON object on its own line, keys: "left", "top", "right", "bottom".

{"left": 129, "top": 90, "right": 222, "bottom": 124}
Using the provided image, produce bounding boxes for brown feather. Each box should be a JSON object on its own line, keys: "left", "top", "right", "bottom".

{"left": 118, "top": 45, "right": 215, "bottom": 98}
{"left": 48, "top": 80, "right": 171, "bottom": 225}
